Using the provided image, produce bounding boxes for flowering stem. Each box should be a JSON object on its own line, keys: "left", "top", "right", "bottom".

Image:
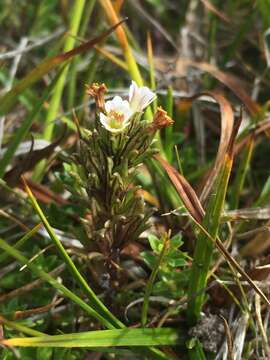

{"left": 99, "top": 0, "right": 167, "bottom": 157}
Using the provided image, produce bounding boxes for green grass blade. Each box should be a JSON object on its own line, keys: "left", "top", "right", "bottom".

{"left": 0, "top": 237, "right": 113, "bottom": 329}
{"left": 255, "top": 175, "right": 270, "bottom": 206}
{"left": 0, "top": 223, "right": 41, "bottom": 264}
{"left": 0, "top": 236, "right": 171, "bottom": 360}
{"left": 33, "top": 0, "right": 86, "bottom": 181}
{"left": 0, "top": 70, "right": 64, "bottom": 179}
{"left": 0, "top": 316, "right": 45, "bottom": 337}
{"left": 67, "top": 0, "right": 97, "bottom": 109}
{"left": 42, "top": 0, "right": 86, "bottom": 142}
{"left": 147, "top": 32, "right": 157, "bottom": 113}
{"left": 187, "top": 152, "right": 233, "bottom": 325}
{"left": 164, "top": 86, "right": 174, "bottom": 162}
{"left": 187, "top": 338, "right": 207, "bottom": 360}
{"left": 1, "top": 328, "right": 183, "bottom": 348}
{"left": 141, "top": 233, "right": 169, "bottom": 327}
{"left": 0, "top": 20, "right": 124, "bottom": 117}
{"left": 22, "top": 178, "right": 124, "bottom": 329}
{"left": 230, "top": 137, "right": 254, "bottom": 209}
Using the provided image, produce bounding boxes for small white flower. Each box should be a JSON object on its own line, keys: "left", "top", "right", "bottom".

{"left": 129, "top": 80, "right": 156, "bottom": 113}
{"left": 100, "top": 95, "right": 132, "bottom": 134}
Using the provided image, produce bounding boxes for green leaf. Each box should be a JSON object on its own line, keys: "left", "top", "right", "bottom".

{"left": 140, "top": 251, "right": 157, "bottom": 269}
{"left": 167, "top": 257, "right": 186, "bottom": 268}
{"left": 170, "top": 234, "right": 183, "bottom": 250}
{"left": 148, "top": 234, "right": 163, "bottom": 253}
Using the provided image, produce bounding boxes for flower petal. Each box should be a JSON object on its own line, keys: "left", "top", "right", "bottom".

{"left": 105, "top": 100, "right": 113, "bottom": 113}
{"left": 100, "top": 112, "right": 110, "bottom": 129}
{"left": 111, "top": 95, "right": 124, "bottom": 108}
{"left": 129, "top": 81, "right": 156, "bottom": 112}
{"left": 100, "top": 109, "right": 130, "bottom": 134}
{"left": 129, "top": 80, "right": 138, "bottom": 102}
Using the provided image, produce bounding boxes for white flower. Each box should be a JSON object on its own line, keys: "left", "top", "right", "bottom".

{"left": 100, "top": 95, "right": 132, "bottom": 134}
{"left": 99, "top": 81, "right": 156, "bottom": 134}
{"left": 129, "top": 80, "right": 156, "bottom": 113}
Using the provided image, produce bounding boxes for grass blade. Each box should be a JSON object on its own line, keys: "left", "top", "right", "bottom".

{"left": 177, "top": 59, "right": 260, "bottom": 115}
{"left": 141, "top": 233, "right": 169, "bottom": 327}
{"left": 156, "top": 123, "right": 270, "bottom": 320}
{"left": 99, "top": 0, "right": 143, "bottom": 86}
{"left": 21, "top": 177, "right": 124, "bottom": 329}
{"left": 0, "top": 69, "right": 64, "bottom": 178}
{"left": 0, "top": 237, "right": 113, "bottom": 329}
{"left": 0, "top": 223, "right": 41, "bottom": 264}
{"left": 0, "top": 315, "right": 45, "bottom": 337}
{"left": 32, "top": 0, "right": 86, "bottom": 181}
{"left": 230, "top": 136, "right": 254, "bottom": 209}
{"left": 0, "top": 20, "right": 126, "bottom": 117}
{"left": 164, "top": 86, "right": 174, "bottom": 162}
{"left": 187, "top": 150, "right": 234, "bottom": 324}
{"left": 147, "top": 32, "right": 157, "bottom": 112}
{"left": 0, "top": 328, "right": 183, "bottom": 348}
{"left": 0, "top": 236, "right": 171, "bottom": 359}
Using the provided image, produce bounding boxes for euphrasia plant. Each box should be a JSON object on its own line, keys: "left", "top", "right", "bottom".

{"left": 74, "top": 81, "right": 173, "bottom": 282}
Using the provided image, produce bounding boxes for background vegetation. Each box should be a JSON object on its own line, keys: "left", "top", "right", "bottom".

{"left": 0, "top": 0, "right": 270, "bottom": 359}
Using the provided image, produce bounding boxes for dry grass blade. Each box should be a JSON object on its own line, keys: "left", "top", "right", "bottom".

{"left": 0, "top": 19, "right": 127, "bottom": 116}
{"left": 127, "top": 0, "right": 178, "bottom": 51}
{"left": 155, "top": 126, "right": 270, "bottom": 309}
{"left": 3, "top": 129, "right": 66, "bottom": 186}
{"left": 215, "top": 239, "right": 270, "bottom": 308}
{"left": 99, "top": 0, "right": 143, "bottom": 86}
{"left": 157, "top": 90, "right": 234, "bottom": 204}
{"left": 177, "top": 59, "right": 260, "bottom": 115}
{"left": 241, "top": 222, "right": 270, "bottom": 258}
{"left": 194, "top": 92, "right": 234, "bottom": 202}
{"left": 255, "top": 293, "right": 270, "bottom": 358}
{"left": 19, "top": 180, "right": 68, "bottom": 205}
{"left": 0, "top": 264, "right": 65, "bottom": 304}
{"left": 154, "top": 154, "right": 204, "bottom": 222}
{"left": 247, "top": 261, "right": 270, "bottom": 282}
{"left": 234, "top": 119, "right": 270, "bottom": 155}
{"left": 200, "top": 0, "right": 230, "bottom": 23}
{"left": 219, "top": 315, "right": 234, "bottom": 360}
{"left": 13, "top": 297, "right": 63, "bottom": 320}
{"left": 223, "top": 207, "right": 270, "bottom": 221}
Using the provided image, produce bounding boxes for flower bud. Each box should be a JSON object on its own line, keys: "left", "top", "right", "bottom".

{"left": 86, "top": 83, "right": 107, "bottom": 111}
{"left": 149, "top": 106, "right": 174, "bottom": 132}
